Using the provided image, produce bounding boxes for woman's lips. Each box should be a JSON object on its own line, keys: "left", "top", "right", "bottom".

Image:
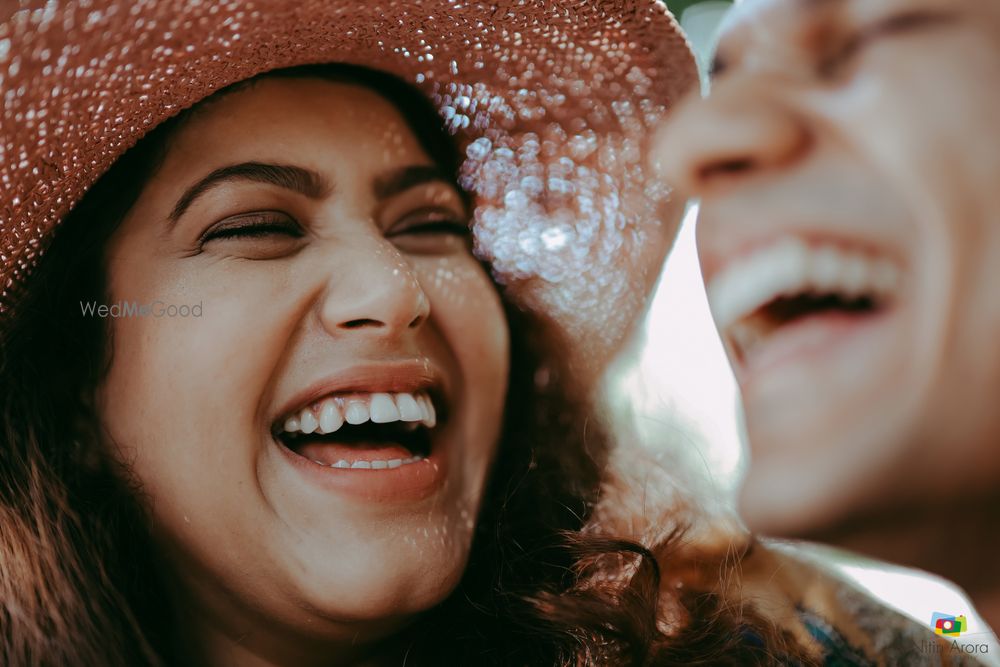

{"left": 272, "top": 424, "right": 448, "bottom": 503}
{"left": 267, "top": 360, "right": 454, "bottom": 502}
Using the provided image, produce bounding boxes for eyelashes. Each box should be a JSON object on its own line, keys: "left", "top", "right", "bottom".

{"left": 198, "top": 209, "right": 470, "bottom": 255}
{"left": 388, "top": 209, "right": 471, "bottom": 239}
{"left": 199, "top": 211, "right": 303, "bottom": 244}
{"left": 820, "top": 10, "right": 957, "bottom": 77}
{"left": 394, "top": 220, "right": 471, "bottom": 236}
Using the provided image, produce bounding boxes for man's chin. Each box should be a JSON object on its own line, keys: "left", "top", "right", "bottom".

{"left": 737, "top": 456, "right": 876, "bottom": 540}
{"left": 738, "top": 425, "right": 919, "bottom": 542}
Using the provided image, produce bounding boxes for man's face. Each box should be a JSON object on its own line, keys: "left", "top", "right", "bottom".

{"left": 655, "top": 0, "right": 1000, "bottom": 544}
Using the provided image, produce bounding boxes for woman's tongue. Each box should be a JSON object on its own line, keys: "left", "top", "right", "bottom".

{"left": 296, "top": 441, "right": 414, "bottom": 465}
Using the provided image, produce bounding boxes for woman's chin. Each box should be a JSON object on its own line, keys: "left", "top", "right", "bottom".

{"left": 281, "top": 543, "right": 467, "bottom": 626}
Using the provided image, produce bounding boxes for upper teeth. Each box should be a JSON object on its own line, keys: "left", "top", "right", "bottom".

{"left": 706, "top": 238, "right": 901, "bottom": 332}
{"left": 280, "top": 391, "right": 436, "bottom": 435}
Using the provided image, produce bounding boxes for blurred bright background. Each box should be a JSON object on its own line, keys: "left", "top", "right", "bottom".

{"left": 625, "top": 1, "right": 999, "bottom": 659}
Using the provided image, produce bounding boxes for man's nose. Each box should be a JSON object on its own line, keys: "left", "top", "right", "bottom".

{"left": 653, "top": 78, "right": 810, "bottom": 196}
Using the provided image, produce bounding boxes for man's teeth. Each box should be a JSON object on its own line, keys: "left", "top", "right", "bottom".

{"left": 707, "top": 238, "right": 900, "bottom": 331}
{"left": 281, "top": 391, "right": 437, "bottom": 435}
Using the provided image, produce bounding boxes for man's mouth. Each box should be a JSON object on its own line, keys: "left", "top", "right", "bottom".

{"left": 707, "top": 238, "right": 901, "bottom": 367}
{"left": 273, "top": 391, "right": 439, "bottom": 470}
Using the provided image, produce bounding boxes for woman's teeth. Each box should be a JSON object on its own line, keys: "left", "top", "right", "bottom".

{"left": 324, "top": 455, "right": 425, "bottom": 470}
{"left": 707, "top": 238, "right": 900, "bottom": 332}
{"left": 281, "top": 391, "right": 437, "bottom": 435}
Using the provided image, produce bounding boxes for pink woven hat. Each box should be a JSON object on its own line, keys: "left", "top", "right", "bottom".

{"left": 0, "top": 0, "right": 698, "bottom": 379}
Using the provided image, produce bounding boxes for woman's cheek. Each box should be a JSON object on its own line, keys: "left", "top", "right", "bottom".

{"left": 416, "top": 254, "right": 509, "bottom": 501}
{"left": 418, "top": 254, "right": 509, "bottom": 388}
{"left": 98, "top": 260, "right": 295, "bottom": 481}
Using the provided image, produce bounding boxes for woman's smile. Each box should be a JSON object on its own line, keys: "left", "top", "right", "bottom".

{"left": 268, "top": 359, "right": 452, "bottom": 502}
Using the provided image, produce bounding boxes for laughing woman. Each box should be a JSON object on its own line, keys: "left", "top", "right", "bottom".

{"left": 0, "top": 1, "right": 959, "bottom": 666}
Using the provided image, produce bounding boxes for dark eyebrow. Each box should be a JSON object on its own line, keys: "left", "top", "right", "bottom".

{"left": 169, "top": 162, "right": 332, "bottom": 224}
{"left": 373, "top": 165, "right": 455, "bottom": 201}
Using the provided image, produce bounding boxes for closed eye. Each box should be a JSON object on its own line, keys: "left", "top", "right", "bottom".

{"left": 821, "top": 10, "right": 957, "bottom": 78}
{"left": 196, "top": 211, "right": 306, "bottom": 260}
{"left": 399, "top": 220, "right": 471, "bottom": 236}
{"left": 199, "top": 212, "right": 303, "bottom": 244}
{"left": 388, "top": 208, "right": 472, "bottom": 254}
{"left": 390, "top": 209, "right": 471, "bottom": 238}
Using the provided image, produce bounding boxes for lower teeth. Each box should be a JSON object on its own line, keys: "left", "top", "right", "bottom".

{"left": 312, "top": 455, "right": 425, "bottom": 469}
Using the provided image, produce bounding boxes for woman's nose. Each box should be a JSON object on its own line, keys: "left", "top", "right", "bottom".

{"left": 653, "top": 79, "right": 810, "bottom": 196}
{"left": 316, "top": 238, "right": 430, "bottom": 340}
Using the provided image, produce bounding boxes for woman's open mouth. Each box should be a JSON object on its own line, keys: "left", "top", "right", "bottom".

{"left": 274, "top": 391, "right": 438, "bottom": 469}
{"left": 270, "top": 386, "right": 450, "bottom": 502}
{"left": 706, "top": 237, "right": 902, "bottom": 379}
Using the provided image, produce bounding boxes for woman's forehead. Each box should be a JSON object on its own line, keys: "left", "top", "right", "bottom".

{"left": 115, "top": 76, "right": 446, "bottom": 231}
{"left": 175, "top": 78, "right": 417, "bottom": 150}
{"left": 156, "top": 78, "right": 431, "bottom": 187}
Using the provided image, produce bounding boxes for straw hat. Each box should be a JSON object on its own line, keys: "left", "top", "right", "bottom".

{"left": 0, "top": 0, "right": 698, "bottom": 380}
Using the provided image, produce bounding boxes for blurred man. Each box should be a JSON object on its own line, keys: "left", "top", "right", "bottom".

{"left": 655, "top": 0, "right": 1000, "bottom": 632}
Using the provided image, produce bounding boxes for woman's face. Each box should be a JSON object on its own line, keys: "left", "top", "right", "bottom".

{"left": 656, "top": 1, "right": 1000, "bottom": 541}
{"left": 96, "top": 77, "right": 509, "bottom": 655}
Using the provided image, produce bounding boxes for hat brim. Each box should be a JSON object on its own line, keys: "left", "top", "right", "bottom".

{"left": 1, "top": 0, "right": 698, "bottom": 377}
